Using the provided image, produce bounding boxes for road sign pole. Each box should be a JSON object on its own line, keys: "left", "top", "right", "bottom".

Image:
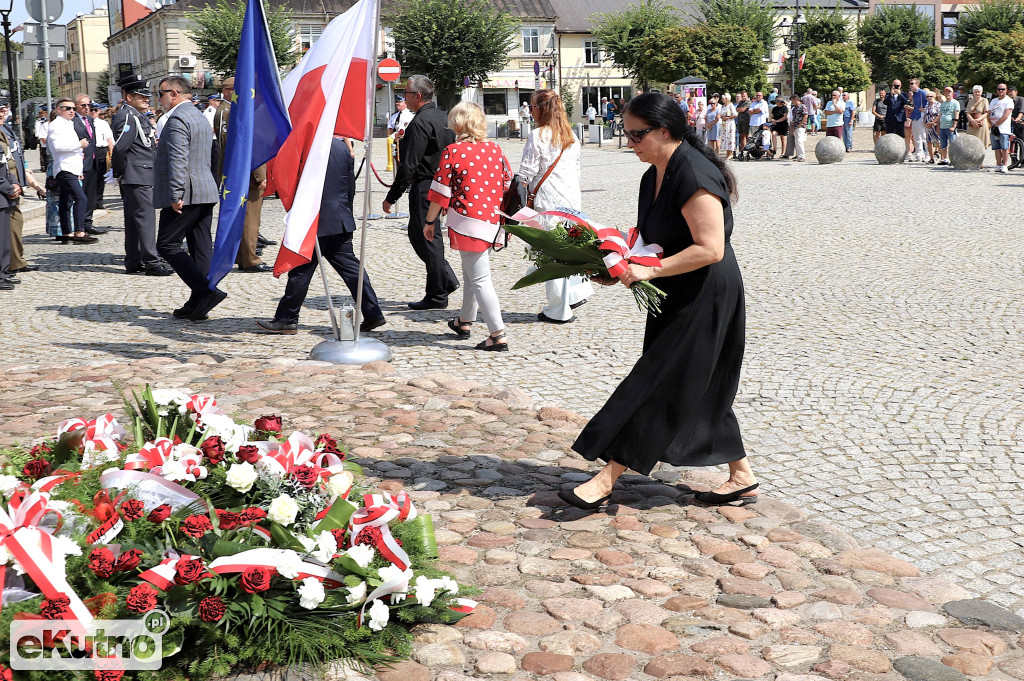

{"left": 41, "top": 21, "right": 52, "bottom": 112}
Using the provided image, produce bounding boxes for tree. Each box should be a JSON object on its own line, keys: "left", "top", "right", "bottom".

{"left": 958, "top": 28, "right": 1024, "bottom": 91}
{"left": 189, "top": 0, "right": 297, "bottom": 77}
{"left": 590, "top": 0, "right": 682, "bottom": 93}
{"left": 692, "top": 0, "right": 779, "bottom": 57}
{"left": 888, "top": 47, "right": 959, "bottom": 90}
{"left": 954, "top": 0, "right": 1024, "bottom": 48}
{"left": 857, "top": 4, "right": 934, "bottom": 83}
{"left": 800, "top": 6, "right": 852, "bottom": 48}
{"left": 795, "top": 43, "right": 871, "bottom": 96}
{"left": 94, "top": 67, "right": 111, "bottom": 103}
{"left": 559, "top": 82, "right": 576, "bottom": 120}
{"left": 386, "top": 0, "right": 518, "bottom": 110}
{"left": 642, "top": 24, "right": 766, "bottom": 94}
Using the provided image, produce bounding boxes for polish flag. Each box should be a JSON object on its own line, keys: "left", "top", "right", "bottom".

{"left": 268, "top": 0, "right": 377, "bottom": 276}
{"left": 122, "top": 0, "right": 161, "bottom": 28}
{"left": 778, "top": 52, "right": 786, "bottom": 68}
{"left": 798, "top": 52, "right": 806, "bottom": 70}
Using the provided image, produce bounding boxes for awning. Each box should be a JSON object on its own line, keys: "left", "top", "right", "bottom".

{"left": 483, "top": 79, "right": 535, "bottom": 89}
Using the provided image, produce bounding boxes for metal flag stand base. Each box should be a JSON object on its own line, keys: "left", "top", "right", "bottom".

{"left": 310, "top": 336, "right": 391, "bottom": 364}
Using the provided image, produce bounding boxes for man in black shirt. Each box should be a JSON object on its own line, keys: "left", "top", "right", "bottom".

{"left": 1008, "top": 85, "right": 1024, "bottom": 140}
{"left": 383, "top": 74, "right": 459, "bottom": 310}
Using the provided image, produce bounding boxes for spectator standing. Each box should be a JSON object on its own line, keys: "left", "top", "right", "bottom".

{"left": 936, "top": 86, "right": 960, "bottom": 164}
{"left": 34, "top": 108, "right": 49, "bottom": 172}
{"left": 923, "top": 90, "right": 941, "bottom": 163}
{"left": 768, "top": 87, "right": 779, "bottom": 104}
{"left": 770, "top": 95, "right": 788, "bottom": 158}
{"left": 814, "top": 91, "right": 823, "bottom": 132}
{"left": 735, "top": 91, "right": 750, "bottom": 152}
{"left": 884, "top": 81, "right": 908, "bottom": 137}
{"left": 1009, "top": 85, "right": 1024, "bottom": 140}
{"left": 153, "top": 76, "right": 224, "bottom": 321}
{"left": 824, "top": 91, "right": 844, "bottom": 138}
{"left": 586, "top": 102, "right": 597, "bottom": 125}
{"left": 73, "top": 94, "right": 106, "bottom": 235}
{"left": 801, "top": 89, "right": 818, "bottom": 135}
{"left": 965, "top": 85, "right": 991, "bottom": 166}
{"left": 872, "top": 88, "right": 887, "bottom": 142}
{"left": 956, "top": 84, "right": 970, "bottom": 130}
{"left": 519, "top": 88, "right": 592, "bottom": 323}
{"left": 704, "top": 95, "right": 721, "bottom": 154}
{"left": 48, "top": 98, "right": 94, "bottom": 244}
{"left": 989, "top": 83, "right": 1013, "bottom": 172}
{"left": 0, "top": 108, "right": 18, "bottom": 291}
{"left": 383, "top": 75, "right": 460, "bottom": 309}
{"left": 387, "top": 95, "right": 414, "bottom": 138}
{"left": 694, "top": 100, "right": 706, "bottom": 140}
{"left": 906, "top": 78, "right": 929, "bottom": 161}
{"left": 202, "top": 95, "right": 219, "bottom": 128}
{"left": 0, "top": 99, "right": 45, "bottom": 277}
{"left": 719, "top": 93, "right": 737, "bottom": 160}
{"left": 842, "top": 92, "right": 856, "bottom": 151}
{"left": 602, "top": 97, "right": 615, "bottom": 124}
{"left": 425, "top": 102, "right": 512, "bottom": 351}
{"left": 90, "top": 104, "right": 114, "bottom": 209}
{"left": 789, "top": 94, "right": 807, "bottom": 161}
{"left": 520, "top": 100, "right": 531, "bottom": 130}
{"left": 747, "top": 92, "right": 770, "bottom": 152}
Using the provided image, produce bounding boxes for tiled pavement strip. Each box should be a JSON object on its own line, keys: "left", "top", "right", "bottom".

{"left": 0, "top": 130, "right": 1022, "bottom": 615}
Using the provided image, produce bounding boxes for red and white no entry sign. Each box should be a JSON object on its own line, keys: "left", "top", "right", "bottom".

{"left": 378, "top": 58, "right": 401, "bottom": 82}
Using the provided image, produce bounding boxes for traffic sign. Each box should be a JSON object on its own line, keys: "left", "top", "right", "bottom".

{"left": 26, "top": 0, "right": 62, "bottom": 24}
{"left": 23, "top": 23, "right": 67, "bottom": 47}
{"left": 22, "top": 44, "right": 66, "bottom": 62}
{"left": 533, "top": 60, "right": 540, "bottom": 76}
{"left": 377, "top": 58, "right": 401, "bottom": 82}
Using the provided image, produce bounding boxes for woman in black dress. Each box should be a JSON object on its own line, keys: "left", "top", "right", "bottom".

{"left": 558, "top": 93, "right": 758, "bottom": 510}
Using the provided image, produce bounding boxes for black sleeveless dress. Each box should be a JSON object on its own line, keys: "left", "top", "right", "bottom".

{"left": 572, "top": 141, "right": 747, "bottom": 476}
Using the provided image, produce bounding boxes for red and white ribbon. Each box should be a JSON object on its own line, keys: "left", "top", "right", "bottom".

{"left": 208, "top": 548, "right": 346, "bottom": 588}
{"left": 124, "top": 437, "right": 173, "bottom": 471}
{"left": 260, "top": 432, "right": 346, "bottom": 477}
{"left": 348, "top": 492, "right": 417, "bottom": 571}
{"left": 99, "top": 469, "right": 208, "bottom": 512}
{"left": 138, "top": 553, "right": 204, "bottom": 590}
{"left": 597, "top": 226, "right": 663, "bottom": 278}
{"left": 57, "top": 414, "right": 124, "bottom": 441}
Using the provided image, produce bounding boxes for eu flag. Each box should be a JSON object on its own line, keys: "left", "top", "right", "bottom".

{"left": 207, "top": 0, "right": 292, "bottom": 289}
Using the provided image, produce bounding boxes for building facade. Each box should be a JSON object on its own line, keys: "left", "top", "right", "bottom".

{"left": 52, "top": 9, "right": 112, "bottom": 101}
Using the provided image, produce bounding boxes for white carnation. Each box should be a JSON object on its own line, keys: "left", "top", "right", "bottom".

{"left": 0, "top": 475, "right": 21, "bottom": 496}
{"left": 413, "top": 575, "right": 437, "bottom": 607}
{"left": 150, "top": 389, "right": 191, "bottom": 407}
{"left": 275, "top": 550, "right": 303, "bottom": 580}
{"left": 325, "top": 471, "right": 354, "bottom": 498}
{"left": 438, "top": 576, "right": 459, "bottom": 595}
{"left": 313, "top": 531, "right": 338, "bottom": 563}
{"left": 345, "top": 544, "right": 374, "bottom": 568}
{"left": 159, "top": 458, "right": 190, "bottom": 483}
{"left": 377, "top": 564, "right": 412, "bottom": 590}
{"left": 267, "top": 494, "right": 299, "bottom": 526}
{"left": 297, "top": 576, "right": 326, "bottom": 610}
{"left": 345, "top": 581, "right": 367, "bottom": 604}
{"left": 225, "top": 462, "right": 258, "bottom": 493}
{"left": 367, "top": 599, "right": 389, "bottom": 631}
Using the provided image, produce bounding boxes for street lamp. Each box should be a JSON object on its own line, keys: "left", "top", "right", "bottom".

{"left": 542, "top": 30, "right": 556, "bottom": 90}
{"left": 780, "top": 2, "right": 806, "bottom": 95}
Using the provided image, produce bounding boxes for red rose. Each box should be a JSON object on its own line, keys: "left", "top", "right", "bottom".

{"left": 354, "top": 525, "right": 384, "bottom": 549}
{"left": 199, "top": 436, "right": 226, "bottom": 465}
{"left": 29, "top": 443, "right": 52, "bottom": 458}
{"left": 174, "top": 556, "right": 207, "bottom": 585}
{"left": 236, "top": 445, "right": 261, "bottom": 464}
{"left": 198, "top": 596, "right": 226, "bottom": 622}
{"left": 125, "top": 583, "right": 158, "bottom": 613}
{"left": 239, "top": 507, "right": 267, "bottom": 525}
{"left": 22, "top": 458, "right": 50, "bottom": 480}
{"left": 239, "top": 566, "right": 272, "bottom": 593}
{"left": 330, "top": 528, "right": 347, "bottom": 549}
{"left": 147, "top": 504, "right": 172, "bottom": 523}
{"left": 88, "top": 547, "right": 116, "bottom": 578}
{"left": 289, "top": 465, "right": 319, "bottom": 488}
{"left": 181, "top": 514, "right": 213, "bottom": 539}
{"left": 40, "top": 595, "right": 71, "bottom": 619}
{"left": 115, "top": 548, "right": 143, "bottom": 572}
{"left": 315, "top": 434, "right": 344, "bottom": 457}
{"left": 254, "top": 415, "right": 282, "bottom": 434}
{"left": 215, "top": 509, "right": 239, "bottom": 530}
{"left": 0, "top": 663, "right": 13, "bottom": 681}
{"left": 120, "top": 498, "right": 145, "bottom": 521}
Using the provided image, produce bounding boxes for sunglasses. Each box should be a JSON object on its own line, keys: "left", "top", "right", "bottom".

{"left": 58, "top": 105, "right": 74, "bottom": 111}
{"left": 158, "top": 89, "right": 177, "bottom": 95}
{"left": 625, "top": 127, "right": 656, "bottom": 144}
{"left": 998, "top": 87, "right": 1007, "bottom": 91}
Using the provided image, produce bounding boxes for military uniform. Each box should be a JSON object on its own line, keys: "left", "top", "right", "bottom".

{"left": 111, "top": 76, "right": 168, "bottom": 275}
{"left": 0, "top": 118, "right": 28, "bottom": 273}
{"left": 0, "top": 99, "right": 20, "bottom": 290}
{"left": 213, "top": 78, "right": 267, "bottom": 272}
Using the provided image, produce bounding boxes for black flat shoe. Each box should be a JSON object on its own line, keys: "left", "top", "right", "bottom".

{"left": 409, "top": 298, "right": 448, "bottom": 310}
{"left": 475, "top": 332, "right": 508, "bottom": 352}
{"left": 693, "top": 483, "right": 759, "bottom": 506}
{"left": 447, "top": 316, "right": 471, "bottom": 338}
{"left": 360, "top": 316, "right": 386, "bottom": 333}
{"left": 190, "top": 289, "right": 227, "bottom": 320}
{"left": 557, "top": 488, "right": 612, "bottom": 511}
{"left": 538, "top": 312, "right": 575, "bottom": 324}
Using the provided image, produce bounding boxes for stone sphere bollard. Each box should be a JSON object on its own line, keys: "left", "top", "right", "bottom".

{"left": 874, "top": 134, "right": 907, "bottom": 164}
{"left": 814, "top": 136, "right": 845, "bottom": 164}
{"left": 948, "top": 134, "right": 985, "bottom": 169}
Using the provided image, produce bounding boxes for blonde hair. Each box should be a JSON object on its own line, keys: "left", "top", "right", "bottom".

{"left": 448, "top": 101, "right": 488, "bottom": 142}
{"left": 530, "top": 89, "right": 574, "bottom": 149}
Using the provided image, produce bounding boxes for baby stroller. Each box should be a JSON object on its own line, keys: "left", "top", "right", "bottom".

{"left": 738, "top": 125, "right": 773, "bottom": 160}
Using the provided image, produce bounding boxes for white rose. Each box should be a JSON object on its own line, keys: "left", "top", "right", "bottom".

{"left": 275, "top": 550, "right": 303, "bottom": 580}
{"left": 0, "top": 475, "right": 22, "bottom": 496}
{"left": 159, "top": 458, "right": 191, "bottom": 483}
{"left": 297, "top": 576, "right": 326, "bottom": 610}
{"left": 367, "top": 599, "right": 389, "bottom": 631}
{"left": 345, "top": 544, "right": 374, "bottom": 568}
{"left": 346, "top": 581, "right": 367, "bottom": 604}
{"left": 413, "top": 575, "right": 437, "bottom": 607}
{"left": 325, "top": 471, "right": 354, "bottom": 498}
{"left": 225, "top": 462, "right": 258, "bottom": 493}
{"left": 267, "top": 494, "right": 299, "bottom": 526}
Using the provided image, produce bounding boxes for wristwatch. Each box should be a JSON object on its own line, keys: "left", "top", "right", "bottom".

{"left": 425, "top": 218, "right": 436, "bottom": 226}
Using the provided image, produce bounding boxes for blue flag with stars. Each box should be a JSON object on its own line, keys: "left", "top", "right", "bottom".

{"left": 207, "top": 0, "right": 291, "bottom": 289}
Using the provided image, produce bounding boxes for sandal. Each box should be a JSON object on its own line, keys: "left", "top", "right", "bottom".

{"left": 447, "top": 317, "right": 471, "bottom": 338}
{"left": 475, "top": 331, "right": 508, "bottom": 352}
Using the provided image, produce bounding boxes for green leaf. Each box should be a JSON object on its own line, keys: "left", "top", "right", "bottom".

{"left": 513, "top": 263, "right": 593, "bottom": 289}
{"left": 313, "top": 497, "right": 358, "bottom": 533}
{"left": 270, "top": 521, "right": 305, "bottom": 550}
{"left": 251, "top": 594, "right": 266, "bottom": 618}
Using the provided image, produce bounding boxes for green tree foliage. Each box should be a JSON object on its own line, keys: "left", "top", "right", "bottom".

{"left": 590, "top": 0, "right": 682, "bottom": 92}
{"left": 692, "top": 0, "right": 779, "bottom": 57}
{"left": 953, "top": 0, "right": 1024, "bottom": 48}
{"left": 559, "top": 82, "right": 576, "bottom": 120}
{"left": 94, "top": 67, "right": 111, "bottom": 103}
{"left": 958, "top": 28, "right": 1024, "bottom": 91}
{"left": 796, "top": 43, "right": 871, "bottom": 95}
{"left": 800, "top": 6, "right": 852, "bottom": 48}
{"left": 386, "top": 0, "right": 518, "bottom": 110}
{"left": 642, "top": 24, "right": 766, "bottom": 94}
{"left": 189, "top": 0, "right": 298, "bottom": 77}
{"left": 888, "top": 47, "right": 959, "bottom": 90}
{"left": 857, "top": 4, "right": 935, "bottom": 83}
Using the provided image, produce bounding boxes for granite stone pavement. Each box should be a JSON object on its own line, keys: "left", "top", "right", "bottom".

{"left": 0, "top": 133, "right": 1022, "bottom": 624}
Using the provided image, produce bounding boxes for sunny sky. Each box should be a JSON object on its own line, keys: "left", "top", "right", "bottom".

{"left": 8, "top": 0, "right": 107, "bottom": 41}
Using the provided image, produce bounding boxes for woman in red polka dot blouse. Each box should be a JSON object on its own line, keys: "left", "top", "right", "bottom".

{"left": 424, "top": 101, "right": 513, "bottom": 351}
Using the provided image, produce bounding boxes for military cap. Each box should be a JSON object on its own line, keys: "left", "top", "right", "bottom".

{"left": 118, "top": 74, "right": 152, "bottom": 97}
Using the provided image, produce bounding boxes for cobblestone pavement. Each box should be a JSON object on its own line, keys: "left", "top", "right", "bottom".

{"left": 1, "top": 133, "right": 1022, "bottom": 616}
{"left": 3, "top": 358, "right": 1024, "bottom": 681}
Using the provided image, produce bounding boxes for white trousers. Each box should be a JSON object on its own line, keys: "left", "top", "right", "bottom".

{"left": 911, "top": 118, "right": 928, "bottom": 158}
{"left": 793, "top": 126, "right": 806, "bottom": 159}
{"left": 459, "top": 249, "right": 504, "bottom": 334}
{"left": 543, "top": 274, "right": 594, "bottom": 321}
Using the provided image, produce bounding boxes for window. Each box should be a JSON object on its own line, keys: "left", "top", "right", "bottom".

{"left": 483, "top": 91, "right": 507, "bottom": 116}
{"left": 942, "top": 12, "right": 958, "bottom": 44}
{"left": 299, "top": 25, "right": 322, "bottom": 53}
{"left": 584, "top": 40, "right": 601, "bottom": 65}
{"left": 522, "top": 28, "right": 539, "bottom": 54}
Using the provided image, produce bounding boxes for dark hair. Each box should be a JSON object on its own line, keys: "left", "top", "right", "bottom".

{"left": 623, "top": 92, "right": 737, "bottom": 199}
{"left": 159, "top": 76, "right": 191, "bottom": 95}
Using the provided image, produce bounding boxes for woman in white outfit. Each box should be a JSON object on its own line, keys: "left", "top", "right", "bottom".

{"left": 519, "top": 89, "right": 593, "bottom": 323}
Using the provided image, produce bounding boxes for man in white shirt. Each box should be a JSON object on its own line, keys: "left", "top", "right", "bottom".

{"left": 47, "top": 98, "right": 94, "bottom": 243}
{"left": 586, "top": 102, "right": 597, "bottom": 125}
{"left": 90, "top": 104, "right": 115, "bottom": 209}
{"left": 748, "top": 91, "right": 771, "bottom": 149}
{"left": 34, "top": 108, "right": 49, "bottom": 172}
{"left": 989, "top": 83, "right": 1014, "bottom": 172}
{"left": 387, "top": 96, "right": 414, "bottom": 138}
{"left": 203, "top": 95, "right": 219, "bottom": 128}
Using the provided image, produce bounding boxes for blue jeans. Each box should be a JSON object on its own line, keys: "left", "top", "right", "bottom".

{"left": 842, "top": 123, "right": 853, "bottom": 150}
{"left": 940, "top": 127, "right": 957, "bottom": 149}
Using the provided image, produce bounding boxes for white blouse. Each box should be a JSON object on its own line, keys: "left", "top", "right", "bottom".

{"left": 518, "top": 127, "right": 581, "bottom": 212}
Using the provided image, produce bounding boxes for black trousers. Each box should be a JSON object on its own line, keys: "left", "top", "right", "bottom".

{"left": 274, "top": 232, "right": 383, "bottom": 324}
{"left": 407, "top": 179, "right": 458, "bottom": 302}
{"left": 885, "top": 120, "right": 906, "bottom": 137}
{"left": 0, "top": 206, "right": 10, "bottom": 282}
{"left": 121, "top": 183, "right": 159, "bottom": 270}
{"left": 157, "top": 204, "right": 214, "bottom": 304}
{"left": 82, "top": 167, "right": 98, "bottom": 229}
{"left": 57, "top": 171, "right": 86, "bottom": 235}
{"left": 94, "top": 158, "right": 107, "bottom": 208}
{"left": 38, "top": 145, "right": 48, "bottom": 171}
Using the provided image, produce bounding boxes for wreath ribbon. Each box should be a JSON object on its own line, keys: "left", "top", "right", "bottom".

{"left": 348, "top": 492, "right": 417, "bottom": 571}
{"left": 597, "top": 226, "right": 663, "bottom": 278}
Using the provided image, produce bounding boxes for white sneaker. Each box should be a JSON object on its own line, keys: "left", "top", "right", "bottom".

{"left": 995, "top": 166, "right": 1007, "bottom": 173}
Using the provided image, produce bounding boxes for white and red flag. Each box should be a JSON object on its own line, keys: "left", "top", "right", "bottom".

{"left": 778, "top": 51, "right": 786, "bottom": 68}
{"left": 798, "top": 52, "right": 806, "bottom": 70}
{"left": 268, "top": 0, "right": 377, "bottom": 276}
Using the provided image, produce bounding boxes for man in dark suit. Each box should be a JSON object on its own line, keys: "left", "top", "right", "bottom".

{"left": 73, "top": 93, "right": 106, "bottom": 235}
{"left": 382, "top": 74, "right": 459, "bottom": 310}
{"left": 258, "top": 135, "right": 385, "bottom": 334}
{"left": 112, "top": 75, "right": 171, "bottom": 277}
{"left": 154, "top": 76, "right": 224, "bottom": 321}
{"left": 884, "top": 80, "right": 909, "bottom": 137}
